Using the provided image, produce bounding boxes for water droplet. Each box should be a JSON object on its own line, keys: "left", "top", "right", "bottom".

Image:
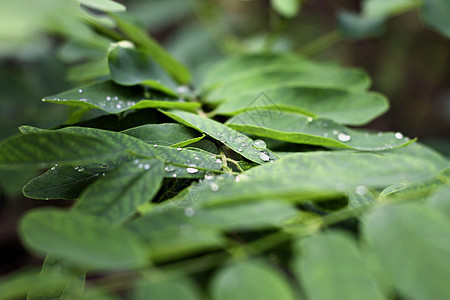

{"left": 79, "top": 98, "right": 87, "bottom": 102}
{"left": 113, "top": 96, "right": 119, "bottom": 101}
{"left": 165, "top": 165, "right": 176, "bottom": 173}
{"left": 210, "top": 182, "right": 219, "bottom": 191}
{"left": 115, "top": 104, "right": 122, "bottom": 109}
{"left": 133, "top": 159, "right": 139, "bottom": 164}
{"left": 332, "top": 130, "right": 339, "bottom": 135}
{"left": 106, "top": 96, "right": 111, "bottom": 101}
{"left": 194, "top": 156, "right": 200, "bottom": 160}
{"left": 78, "top": 89, "right": 83, "bottom": 93}
{"left": 252, "top": 139, "right": 267, "bottom": 149}
{"left": 143, "top": 164, "right": 151, "bottom": 170}
{"left": 177, "top": 86, "right": 189, "bottom": 94}
{"left": 237, "top": 148, "right": 243, "bottom": 152}
{"left": 50, "top": 166, "right": 56, "bottom": 170}
{"left": 307, "top": 116, "right": 313, "bottom": 122}
{"left": 102, "top": 173, "right": 106, "bottom": 176}
{"left": 153, "top": 144, "right": 158, "bottom": 148}
{"left": 177, "top": 147, "right": 182, "bottom": 151}
{"left": 172, "top": 174, "right": 178, "bottom": 178}
{"left": 323, "top": 133, "right": 329, "bottom": 138}
{"left": 337, "top": 132, "right": 351, "bottom": 142}
{"left": 184, "top": 207, "right": 195, "bottom": 217}
{"left": 186, "top": 164, "right": 199, "bottom": 174}
{"left": 77, "top": 167, "right": 84, "bottom": 172}
{"left": 394, "top": 132, "right": 404, "bottom": 139}
{"left": 355, "top": 185, "right": 368, "bottom": 195}
{"left": 204, "top": 172, "right": 214, "bottom": 180}
{"left": 137, "top": 163, "right": 143, "bottom": 168}
{"left": 215, "top": 158, "right": 222, "bottom": 164}
{"left": 234, "top": 175, "right": 240, "bottom": 182}
{"left": 259, "top": 151, "right": 270, "bottom": 162}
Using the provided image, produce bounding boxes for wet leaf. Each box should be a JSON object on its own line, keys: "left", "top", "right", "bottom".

{"left": 74, "top": 159, "right": 164, "bottom": 224}
{"left": 227, "top": 110, "right": 413, "bottom": 151}
{"left": 77, "top": 0, "right": 126, "bottom": 12}
{"left": 132, "top": 277, "right": 200, "bottom": 300}
{"left": 43, "top": 80, "right": 199, "bottom": 114}
{"left": 161, "top": 110, "right": 278, "bottom": 164}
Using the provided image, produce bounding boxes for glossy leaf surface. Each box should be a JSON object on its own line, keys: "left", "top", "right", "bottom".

{"left": 77, "top": 0, "right": 126, "bottom": 12}
{"left": 43, "top": 81, "right": 199, "bottom": 114}
{"left": 227, "top": 110, "right": 412, "bottom": 151}
{"left": 162, "top": 110, "right": 278, "bottom": 164}
{"left": 122, "top": 123, "right": 202, "bottom": 146}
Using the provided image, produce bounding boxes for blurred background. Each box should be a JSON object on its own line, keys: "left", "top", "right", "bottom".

{"left": 0, "top": 0, "right": 449, "bottom": 276}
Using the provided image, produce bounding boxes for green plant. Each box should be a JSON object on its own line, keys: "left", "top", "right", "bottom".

{"left": 0, "top": 0, "right": 449, "bottom": 299}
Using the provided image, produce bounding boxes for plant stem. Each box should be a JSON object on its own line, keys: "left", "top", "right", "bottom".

{"left": 297, "top": 29, "right": 342, "bottom": 57}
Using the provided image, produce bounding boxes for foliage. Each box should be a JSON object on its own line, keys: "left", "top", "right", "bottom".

{"left": 0, "top": 0, "right": 449, "bottom": 299}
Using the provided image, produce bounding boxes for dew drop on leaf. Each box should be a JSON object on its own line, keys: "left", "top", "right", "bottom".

{"left": 186, "top": 164, "right": 199, "bottom": 174}
{"left": 78, "top": 89, "right": 83, "bottom": 93}
{"left": 184, "top": 207, "right": 195, "bottom": 217}
{"left": 165, "top": 165, "right": 176, "bottom": 173}
{"left": 394, "top": 132, "right": 404, "bottom": 139}
{"left": 259, "top": 151, "right": 270, "bottom": 162}
{"left": 252, "top": 139, "right": 267, "bottom": 149}
{"left": 143, "top": 164, "right": 151, "bottom": 170}
{"left": 210, "top": 182, "right": 219, "bottom": 191}
{"left": 177, "top": 147, "right": 182, "bottom": 151}
{"left": 337, "top": 132, "right": 351, "bottom": 142}
{"left": 355, "top": 185, "right": 368, "bottom": 195}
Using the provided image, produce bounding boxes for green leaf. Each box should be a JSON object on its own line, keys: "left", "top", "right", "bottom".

{"left": 363, "top": 0, "right": 421, "bottom": 17}
{"left": 110, "top": 13, "right": 191, "bottom": 84}
{"left": 363, "top": 203, "right": 450, "bottom": 300}
{"left": 74, "top": 159, "right": 164, "bottom": 224}
{"left": 215, "top": 87, "right": 389, "bottom": 125}
{"left": 132, "top": 277, "right": 200, "bottom": 300}
{"left": 209, "top": 260, "right": 297, "bottom": 300}
{"left": 67, "top": 58, "right": 110, "bottom": 83}
{"left": 0, "top": 268, "right": 66, "bottom": 300}
{"left": 348, "top": 186, "right": 376, "bottom": 208}
{"left": 292, "top": 231, "right": 385, "bottom": 300}
{"left": 107, "top": 45, "right": 177, "bottom": 96}
{"left": 202, "top": 54, "right": 371, "bottom": 103}
{"left": 20, "top": 126, "right": 222, "bottom": 179}
{"left": 23, "top": 165, "right": 100, "bottom": 200}
{"left": 43, "top": 80, "right": 199, "bottom": 114}
{"left": 0, "top": 131, "right": 122, "bottom": 169}
{"left": 337, "top": 10, "right": 386, "bottom": 40}
{"left": 19, "top": 208, "right": 148, "bottom": 270}
{"left": 161, "top": 110, "right": 278, "bottom": 164}
{"left": 27, "top": 256, "right": 86, "bottom": 300}
{"left": 227, "top": 110, "right": 413, "bottom": 151}
{"left": 192, "top": 151, "right": 445, "bottom": 206}
{"left": 421, "top": 0, "right": 450, "bottom": 38}
{"left": 270, "top": 0, "right": 301, "bottom": 18}
{"left": 77, "top": 0, "right": 126, "bottom": 12}
{"left": 426, "top": 185, "right": 450, "bottom": 214}
{"left": 122, "top": 123, "right": 202, "bottom": 147}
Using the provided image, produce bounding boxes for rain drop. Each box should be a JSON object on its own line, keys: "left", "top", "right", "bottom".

{"left": 259, "top": 151, "right": 270, "bottom": 162}
{"left": 143, "top": 164, "right": 151, "bottom": 170}
{"left": 186, "top": 164, "right": 199, "bottom": 174}
{"left": 137, "top": 163, "right": 143, "bottom": 168}
{"left": 172, "top": 174, "right": 178, "bottom": 178}
{"left": 235, "top": 136, "right": 246, "bottom": 143}
{"left": 177, "top": 147, "right": 182, "bottom": 151}
{"left": 234, "top": 175, "right": 241, "bottom": 182}
{"left": 133, "top": 159, "right": 140, "bottom": 164}
{"left": 113, "top": 96, "right": 119, "bottom": 101}
{"left": 204, "top": 172, "right": 214, "bottom": 180}
{"left": 184, "top": 207, "right": 195, "bottom": 217}
{"left": 210, "top": 182, "right": 219, "bottom": 191}
{"left": 332, "top": 130, "right": 339, "bottom": 135}
{"left": 307, "top": 116, "right": 313, "bottom": 123}
{"left": 252, "top": 139, "right": 267, "bottom": 149}
{"left": 394, "top": 132, "right": 404, "bottom": 139}
{"left": 215, "top": 158, "right": 222, "bottom": 164}
{"left": 165, "top": 165, "right": 176, "bottom": 173}
{"left": 106, "top": 96, "right": 111, "bottom": 101}
{"left": 115, "top": 104, "right": 122, "bottom": 109}
{"left": 153, "top": 144, "right": 158, "bottom": 148}
{"left": 337, "top": 132, "right": 351, "bottom": 142}
{"left": 355, "top": 185, "right": 368, "bottom": 195}
{"left": 237, "top": 148, "right": 243, "bottom": 152}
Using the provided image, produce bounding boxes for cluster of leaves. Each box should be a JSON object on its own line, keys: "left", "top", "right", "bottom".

{"left": 0, "top": 1, "right": 449, "bottom": 299}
